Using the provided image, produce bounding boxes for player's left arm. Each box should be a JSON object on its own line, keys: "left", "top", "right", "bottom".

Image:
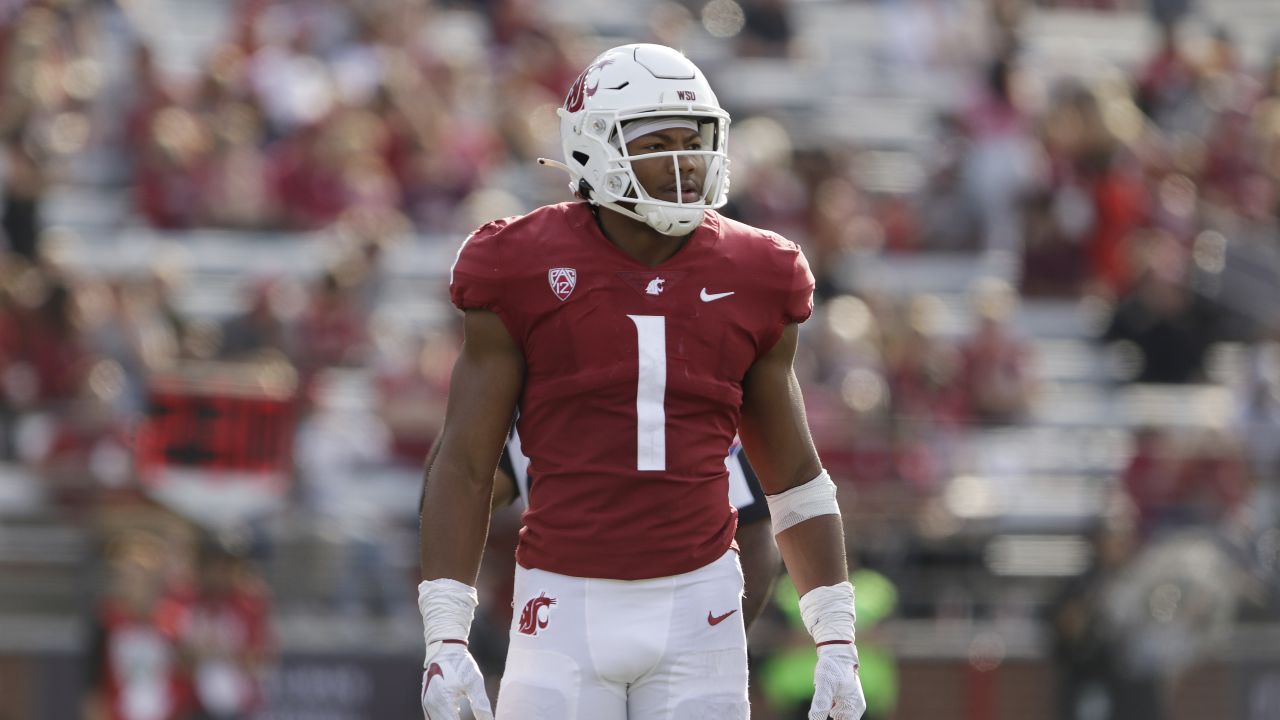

{"left": 740, "top": 323, "right": 846, "bottom": 593}
{"left": 740, "top": 322, "right": 865, "bottom": 720}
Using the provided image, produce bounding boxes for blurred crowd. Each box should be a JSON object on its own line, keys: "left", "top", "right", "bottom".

{"left": 84, "top": 524, "right": 271, "bottom": 720}
{"left": 0, "top": 0, "right": 1279, "bottom": 718}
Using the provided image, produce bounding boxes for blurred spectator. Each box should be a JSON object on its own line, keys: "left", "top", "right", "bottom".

{"left": 135, "top": 107, "right": 213, "bottom": 229}
{"left": 882, "top": 295, "right": 966, "bottom": 429}
{"left": 123, "top": 45, "right": 174, "bottom": 174}
{"left": 84, "top": 277, "right": 180, "bottom": 413}
{"left": 1097, "top": 530, "right": 1250, "bottom": 719}
{"left": 0, "top": 269, "right": 94, "bottom": 411}
{"left": 1120, "top": 427, "right": 1184, "bottom": 537}
{"left": 958, "top": 279, "right": 1035, "bottom": 424}
{"left": 295, "top": 270, "right": 368, "bottom": 370}
{"left": 1101, "top": 232, "right": 1218, "bottom": 383}
{"left": 1236, "top": 341, "right": 1280, "bottom": 521}
{"left": 915, "top": 113, "right": 982, "bottom": 253}
{"left": 39, "top": 359, "right": 132, "bottom": 511}
{"left": 1175, "top": 430, "right": 1250, "bottom": 527}
{"left": 84, "top": 533, "right": 193, "bottom": 720}
{"left": 1049, "top": 500, "right": 1143, "bottom": 720}
{"left": 267, "top": 123, "right": 347, "bottom": 230}
{"left": 962, "top": 54, "right": 1048, "bottom": 259}
{"left": 1083, "top": 151, "right": 1148, "bottom": 298}
{"left": 1201, "top": 109, "right": 1255, "bottom": 208}
{"left": 1136, "top": 22, "right": 1204, "bottom": 137}
{"left": 146, "top": 268, "right": 199, "bottom": 361}
{"left": 1036, "top": 80, "right": 1149, "bottom": 296}
{"left": 1122, "top": 427, "right": 1250, "bottom": 537}
{"left": 179, "top": 536, "right": 272, "bottom": 720}
{"left": 1, "top": 132, "right": 46, "bottom": 259}
{"left": 200, "top": 103, "right": 276, "bottom": 229}
{"left": 218, "top": 279, "right": 295, "bottom": 361}
{"left": 295, "top": 374, "right": 412, "bottom": 618}
{"left": 375, "top": 328, "right": 457, "bottom": 464}
{"left": 328, "top": 207, "right": 407, "bottom": 314}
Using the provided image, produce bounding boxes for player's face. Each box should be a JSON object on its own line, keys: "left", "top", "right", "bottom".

{"left": 624, "top": 127, "right": 707, "bottom": 205}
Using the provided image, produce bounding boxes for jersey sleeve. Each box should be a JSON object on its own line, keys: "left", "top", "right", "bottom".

{"left": 449, "top": 220, "right": 509, "bottom": 316}
{"left": 783, "top": 241, "right": 815, "bottom": 325}
{"left": 754, "top": 234, "right": 815, "bottom": 359}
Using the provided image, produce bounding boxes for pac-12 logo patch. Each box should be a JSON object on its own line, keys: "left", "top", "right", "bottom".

{"left": 548, "top": 267, "right": 577, "bottom": 301}
{"left": 517, "top": 592, "right": 557, "bottom": 636}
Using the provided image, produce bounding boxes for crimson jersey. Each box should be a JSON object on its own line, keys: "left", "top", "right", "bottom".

{"left": 450, "top": 202, "right": 813, "bottom": 579}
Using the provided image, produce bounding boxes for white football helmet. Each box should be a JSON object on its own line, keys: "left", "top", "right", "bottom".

{"left": 550, "top": 44, "right": 731, "bottom": 236}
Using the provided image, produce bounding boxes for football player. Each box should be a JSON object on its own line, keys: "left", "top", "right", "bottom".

{"left": 419, "top": 43, "right": 866, "bottom": 719}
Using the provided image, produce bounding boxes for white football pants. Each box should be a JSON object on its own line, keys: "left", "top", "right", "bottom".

{"left": 496, "top": 549, "right": 749, "bottom": 719}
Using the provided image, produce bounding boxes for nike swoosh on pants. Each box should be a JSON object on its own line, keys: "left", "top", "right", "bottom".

{"left": 708, "top": 609, "right": 738, "bottom": 626}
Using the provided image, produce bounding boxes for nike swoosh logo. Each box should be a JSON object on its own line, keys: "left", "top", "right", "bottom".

{"left": 700, "top": 289, "right": 735, "bottom": 302}
{"left": 707, "top": 609, "right": 738, "bottom": 626}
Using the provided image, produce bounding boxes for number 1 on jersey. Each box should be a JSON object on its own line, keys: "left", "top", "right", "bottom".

{"left": 627, "top": 315, "right": 666, "bottom": 471}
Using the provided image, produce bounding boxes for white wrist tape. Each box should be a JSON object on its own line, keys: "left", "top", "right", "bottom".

{"left": 798, "top": 581, "right": 857, "bottom": 645}
{"left": 418, "top": 578, "right": 478, "bottom": 650}
{"left": 765, "top": 469, "right": 839, "bottom": 534}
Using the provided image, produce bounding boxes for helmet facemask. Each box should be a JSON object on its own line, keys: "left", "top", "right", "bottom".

{"left": 550, "top": 44, "right": 733, "bottom": 237}
{"left": 595, "top": 113, "right": 731, "bottom": 236}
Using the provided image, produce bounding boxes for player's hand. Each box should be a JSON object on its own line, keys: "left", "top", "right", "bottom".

{"left": 808, "top": 642, "right": 866, "bottom": 720}
{"left": 420, "top": 641, "right": 494, "bottom": 720}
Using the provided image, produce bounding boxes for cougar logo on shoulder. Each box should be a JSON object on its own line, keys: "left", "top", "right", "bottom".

{"left": 518, "top": 592, "right": 557, "bottom": 636}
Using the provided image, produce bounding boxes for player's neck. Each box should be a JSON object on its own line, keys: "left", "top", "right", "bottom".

{"left": 594, "top": 205, "right": 690, "bottom": 267}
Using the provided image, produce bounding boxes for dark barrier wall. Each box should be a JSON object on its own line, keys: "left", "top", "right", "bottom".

{"left": 1, "top": 650, "right": 422, "bottom": 720}
{"left": 6, "top": 648, "right": 1279, "bottom": 720}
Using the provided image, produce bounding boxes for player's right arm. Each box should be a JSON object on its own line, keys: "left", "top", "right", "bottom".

{"left": 418, "top": 308, "right": 523, "bottom": 720}
{"left": 421, "top": 308, "right": 523, "bottom": 582}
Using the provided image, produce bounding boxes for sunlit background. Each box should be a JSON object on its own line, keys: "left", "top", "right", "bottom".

{"left": 0, "top": 0, "right": 1278, "bottom": 718}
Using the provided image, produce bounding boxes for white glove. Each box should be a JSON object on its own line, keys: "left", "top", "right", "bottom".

{"left": 420, "top": 640, "right": 494, "bottom": 720}
{"left": 418, "top": 579, "right": 492, "bottom": 720}
{"left": 808, "top": 642, "right": 866, "bottom": 720}
{"left": 799, "top": 582, "right": 865, "bottom": 720}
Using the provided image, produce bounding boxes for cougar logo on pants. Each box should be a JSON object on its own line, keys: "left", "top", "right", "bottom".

{"left": 518, "top": 592, "right": 557, "bottom": 636}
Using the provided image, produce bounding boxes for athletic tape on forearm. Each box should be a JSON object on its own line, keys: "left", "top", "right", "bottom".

{"left": 798, "top": 581, "right": 857, "bottom": 645}
{"left": 765, "top": 469, "right": 839, "bottom": 534}
{"left": 418, "top": 578, "right": 478, "bottom": 649}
